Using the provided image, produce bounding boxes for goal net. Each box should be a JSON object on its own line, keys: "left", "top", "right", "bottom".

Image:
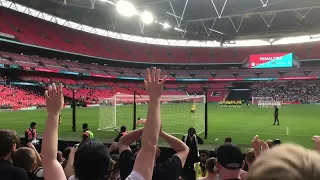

{"left": 98, "top": 94, "right": 206, "bottom": 135}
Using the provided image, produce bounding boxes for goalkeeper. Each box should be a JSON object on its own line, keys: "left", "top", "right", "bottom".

{"left": 59, "top": 114, "right": 62, "bottom": 124}
{"left": 136, "top": 117, "right": 147, "bottom": 125}
{"left": 190, "top": 104, "right": 196, "bottom": 114}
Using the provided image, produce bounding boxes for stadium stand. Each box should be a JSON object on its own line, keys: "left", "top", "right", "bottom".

{"left": 0, "top": 84, "right": 45, "bottom": 109}
{"left": 1, "top": 7, "right": 320, "bottom": 64}
{"left": 2, "top": 51, "right": 320, "bottom": 79}
{"left": 3, "top": 2, "right": 320, "bottom": 180}
{"left": 251, "top": 80, "right": 320, "bottom": 103}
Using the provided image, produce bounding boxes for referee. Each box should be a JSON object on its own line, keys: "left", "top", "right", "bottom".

{"left": 273, "top": 106, "right": 279, "bottom": 125}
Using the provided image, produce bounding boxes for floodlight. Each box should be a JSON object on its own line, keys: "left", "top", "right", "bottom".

{"left": 163, "top": 22, "right": 171, "bottom": 29}
{"left": 116, "top": 0, "right": 137, "bottom": 17}
{"left": 141, "top": 11, "right": 154, "bottom": 24}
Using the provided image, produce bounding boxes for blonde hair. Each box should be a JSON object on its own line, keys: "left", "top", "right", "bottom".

{"left": 247, "top": 144, "right": 320, "bottom": 180}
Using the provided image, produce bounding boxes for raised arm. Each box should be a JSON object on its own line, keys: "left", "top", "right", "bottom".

{"left": 27, "top": 143, "right": 41, "bottom": 168}
{"left": 119, "top": 128, "right": 144, "bottom": 153}
{"left": 160, "top": 130, "right": 189, "bottom": 167}
{"left": 64, "top": 146, "right": 77, "bottom": 179}
{"left": 130, "top": 68, "right": 166, "bottom": 180}
{"left": 41, "top": 83, "right": 66, "bottom": 180}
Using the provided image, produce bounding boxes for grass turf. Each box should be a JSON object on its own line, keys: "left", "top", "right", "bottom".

{"left": 0, "top": 104, "right": 319, "bottom": 150}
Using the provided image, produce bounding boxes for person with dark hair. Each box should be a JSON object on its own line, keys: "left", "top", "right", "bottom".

{"left": 0, "top": 129, "right": 29, "bottom": 180}
{"left": 273, "top": 106, "right": 279, "bottom": 125}
{"left": 197, "top": 158, "right": 218, "bottom": 180}
{"left": 224, "top": 137, "right": 232, "bottom": 144}
{"left": 61, "top": 147, "right": 72, "bottom": 169}
{"left": 82, "top": 123, "right": 94, "bottom": 138}
{"left": 182, "top": 127, "right": 204, "bottom": 180}
{"left": 194, "top": 150, "right": 209, "bottom": 179}
{"left": 73, "top": 139, "right": 111, "bottom": 180}
{"left": 25, "top": 122, "right": 38, "bottom": 144}
{"left": 115, "top": 126, "right": 128, "bottom": 142}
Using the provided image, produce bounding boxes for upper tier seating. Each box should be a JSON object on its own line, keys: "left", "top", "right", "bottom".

{"left": 0, "top": 7, "right": 320, "bottom": 63}
{"left": 2, "top": 51, "right": 320, "bottom": 79}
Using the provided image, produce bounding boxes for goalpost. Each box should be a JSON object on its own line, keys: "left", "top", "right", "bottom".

{"left": 98, "top": 93, "right": 206, "bottom": 135}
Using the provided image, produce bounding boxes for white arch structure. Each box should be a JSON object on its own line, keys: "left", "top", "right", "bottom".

{"left": 1, "top": 0, "right": 320, "bottom": 48}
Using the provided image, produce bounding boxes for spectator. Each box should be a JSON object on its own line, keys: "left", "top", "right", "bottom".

{"left": 247, "top": 144, "right": 320, "bottom": 180}
{"left": 216, "top": 144, "right": 244, "bottom": 180}
{"left": 57, "top": 151, "right": 63, "bottom": 163}
{"left": 115, "top": 126, "right": 128, "bottom": 142}
{"left": 224, "top": 137, "right": 232, "bottom": 144}
{"left": 251, "top": 80, "right": 320, "bottom": 103}
{"left": 12, "top": 146, "right": 43, "bottom": 180}
{"left": 0, "top": 129, "right": 29, "bottom": 180}
{"left": 240, "top": 148, "right": 255, "bottom": 180}
{"left": 73, "top": 139, "right": 111, "bottom": 180}
{"left": 197, "top": 158, "right": 218, "bottom": 180}
{"left": 61, "top": 147, "right": 72, "bottom": 169}
{"left": 182, "top": 127, "right": 204, "bottom": 180}
{"left": 194, "top": 151, "right": 209, "bottom": 179}
{"left": 119, "top": 127, "right": 189, "bottom": 180}
{"left": 124, "top": 68, "right": 167, "bottom": 180}
{"left": 110, "top": 154, "right": 121, "bottom": 180}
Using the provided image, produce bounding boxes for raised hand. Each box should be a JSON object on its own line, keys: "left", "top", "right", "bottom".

{"left": 251, "top": 135, "right": 260, "bottom": 151}
{"left": 260, "top": 140, "right": 269, "bottom": 151}
{"left": 312, "top": 135, "right": 320, "bottom": 151}
{"left": 44, "top": 83, "right": 64, "bottom": 116}
{"left": 144, "top": 68, "right": 167, "bottom": 99}
{"left": 27, "top": 142, "right": 36, "bottom": 150}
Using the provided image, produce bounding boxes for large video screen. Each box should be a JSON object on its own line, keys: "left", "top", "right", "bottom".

{"left": 249, "top": 53, "right": 293, "bottom": 68}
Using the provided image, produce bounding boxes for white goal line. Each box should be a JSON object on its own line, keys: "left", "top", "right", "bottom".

{"left": 211, "top": 130, "right": 312, "bottom": 137}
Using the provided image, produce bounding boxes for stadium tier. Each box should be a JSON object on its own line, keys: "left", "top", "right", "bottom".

{"left": 1, "top": 7, "right": 320, "bottom": 63}
{"left": 2, "top": 51, "right": 320, "bottom": 78}
{"left": 0, "top": 84, "right": 45, "bottom": 109}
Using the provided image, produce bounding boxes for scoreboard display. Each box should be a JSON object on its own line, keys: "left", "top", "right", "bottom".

{"left": 249, "top": 53, "right": 293, "bottom": 69}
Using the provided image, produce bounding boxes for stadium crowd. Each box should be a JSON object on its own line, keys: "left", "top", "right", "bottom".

{"left": 251, "top": 80, "right": 320, "bottom": 103}
{"left": 2, "top": 68, "right": 320, "bottom": 180}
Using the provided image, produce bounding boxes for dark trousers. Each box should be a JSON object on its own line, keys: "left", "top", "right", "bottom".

{"left": 274, "top": 115, "right": 279, "bottom": 124}
{"left": 182, "top": 165, "right": 195, "bottom": 180}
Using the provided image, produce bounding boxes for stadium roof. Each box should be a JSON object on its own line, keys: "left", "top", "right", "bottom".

{"left": 11, "top": 0, "right": 320, "bottom": 41}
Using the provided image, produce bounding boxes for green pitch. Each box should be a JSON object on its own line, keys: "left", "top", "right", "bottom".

{"left": 0, "top": 104, "right": 319, "bottom": 149}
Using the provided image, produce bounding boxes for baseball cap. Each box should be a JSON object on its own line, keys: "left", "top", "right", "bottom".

{"left": 217, "top": 143, "right": 244, "bottom": 170}
{"left": 74, "top": 138, "right": 111, "bottom": 180}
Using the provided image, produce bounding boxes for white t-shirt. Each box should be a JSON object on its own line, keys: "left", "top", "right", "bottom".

{"left": 125, "top": 171, "right": 144, "bottom": 180}
{"left": 67, "top": 171, "right": 143, "bottom": 180}
{"left": 68, "top": 175, "right": 78, "bottom": 180}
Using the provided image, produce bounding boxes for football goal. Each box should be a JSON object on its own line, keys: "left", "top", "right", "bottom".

{"left": 98, "top": 93, "right": 206, "bottom": 135}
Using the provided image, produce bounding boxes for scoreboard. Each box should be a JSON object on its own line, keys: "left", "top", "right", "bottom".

{"left": 249, "top": 53, "right": 293, "bottom": 69}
